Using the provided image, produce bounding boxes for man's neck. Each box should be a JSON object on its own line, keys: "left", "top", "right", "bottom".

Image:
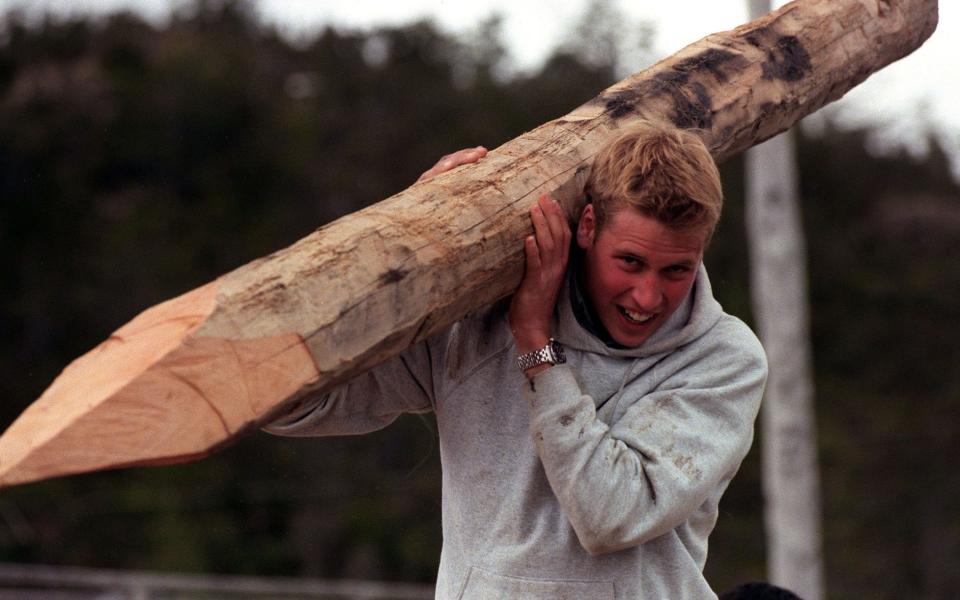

{"left": 570, "top": 248, "right": 625, "bottom": 349}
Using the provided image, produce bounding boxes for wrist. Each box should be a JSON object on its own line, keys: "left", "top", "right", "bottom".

{"left": 512, "top": 330, "right": 550, "bottom": 354}
{"left": 508, "top": 317, "right": 551, "bottom": 353}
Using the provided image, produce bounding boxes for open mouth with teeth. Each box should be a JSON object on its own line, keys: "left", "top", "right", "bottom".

{"left": 618, "top": 306, "right": 655, "bottom": 325}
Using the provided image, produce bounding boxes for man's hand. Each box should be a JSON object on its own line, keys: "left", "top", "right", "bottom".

{"left": 509, "top": 194, "right": 571, "bottom": 377}
{"left": 416, "top": 146, "right": 488, "bottom": 183}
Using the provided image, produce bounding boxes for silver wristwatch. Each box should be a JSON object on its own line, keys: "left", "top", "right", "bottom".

{"left": 516, "top": 338, "right": 566, "bottom": 372}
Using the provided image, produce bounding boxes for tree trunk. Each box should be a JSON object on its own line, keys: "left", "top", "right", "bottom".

{"left": 0, "top": 0, "right": 938, "bottom": 488}
{"left": 746, "top": 5, "right": 826, "bottom": 598}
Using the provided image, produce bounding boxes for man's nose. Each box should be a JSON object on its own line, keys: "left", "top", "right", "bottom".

{"left": 631, "top": 274, "right": 662, "bottom": 311}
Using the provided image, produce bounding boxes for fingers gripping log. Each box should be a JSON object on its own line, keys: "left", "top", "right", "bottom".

{"left": 0, "top": 0, "right": 938, "bottom": 487}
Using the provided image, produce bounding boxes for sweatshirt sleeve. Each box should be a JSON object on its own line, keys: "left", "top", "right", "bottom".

{"left": 263, "top": 339, "right": 436, "bottom": 438}
{"left": 523, "top": 320, "right": 767, "bottom": 555}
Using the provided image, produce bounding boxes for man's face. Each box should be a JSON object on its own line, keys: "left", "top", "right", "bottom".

{"left": 576, "top": 205, "right": 705, "bottom": 348}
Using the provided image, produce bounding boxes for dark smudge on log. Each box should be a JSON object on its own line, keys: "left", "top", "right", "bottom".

{"left": 746, "top": 28, "right": 812, "bottom": 82}
{"left": 597, "top": 75, "right": 716, "bottom": 130}
{"left": 380, "top": 267, "right": 409, "bottom": 284}
{"left": 596, "top": 30, "right": 809, "bottom": 130}
{"left": 604, "top": 97, "right": 635, "bottom": 119}
{"left": 763, "top": 36, "right": 811, "bottom": 81}
{"left": 672, "top": 48, "right": 741, "bottom": 83}
{"left": 592, "top": 46, "right": 745, "bottom": 129}
{"left": 670, "top": 81, "right": 713, "bottom": 130}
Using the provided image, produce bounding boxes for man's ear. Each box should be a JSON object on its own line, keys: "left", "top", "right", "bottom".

{"left": 576, "top": 204, "right": 597, "bottom": 250}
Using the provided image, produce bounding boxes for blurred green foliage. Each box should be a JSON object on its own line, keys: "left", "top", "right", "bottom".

{"left": 0, "top": 1, "right": 958, "bottom": 597}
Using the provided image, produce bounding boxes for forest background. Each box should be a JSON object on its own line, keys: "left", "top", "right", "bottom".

{"left": 0, "top": 1, "right": 958, "bottom": 597}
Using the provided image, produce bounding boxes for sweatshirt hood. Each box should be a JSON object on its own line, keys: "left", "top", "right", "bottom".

{"left": 554, "top": 263, "right": 723, "bottom": 359}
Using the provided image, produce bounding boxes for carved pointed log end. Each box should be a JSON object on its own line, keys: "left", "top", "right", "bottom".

{"left": 0, "top": 282, "right": 219, "bottom": 487}
{"left": 0, "top": 280, "right": 321, "bottom": 488}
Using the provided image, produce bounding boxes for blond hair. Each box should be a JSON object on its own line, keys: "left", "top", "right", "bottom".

{"left": 585, "top": 121, "right": 723, "bottom": 242}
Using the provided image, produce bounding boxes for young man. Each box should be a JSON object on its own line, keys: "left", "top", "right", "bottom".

{"left": 267, "top": 121, "right": 767, "bottom": 599}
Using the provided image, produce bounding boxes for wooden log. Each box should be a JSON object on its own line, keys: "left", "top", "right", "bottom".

{"left": 0, "top": 0, "right": 938, "bottom": 488}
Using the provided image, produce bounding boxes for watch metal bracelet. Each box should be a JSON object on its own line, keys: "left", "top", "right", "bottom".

{"left": 516, "top": 338, "right": 566, "bottom": 372}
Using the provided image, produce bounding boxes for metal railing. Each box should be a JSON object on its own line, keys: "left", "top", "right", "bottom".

{"left": 0, "top": 563, "right": 434, "bottom": 600}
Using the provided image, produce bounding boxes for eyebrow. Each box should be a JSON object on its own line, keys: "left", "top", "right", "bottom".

{"left": 614, "top": 246, "right": 700, "bottom": 264}
{"left": 617, "top": 252, "right": 698, "bottom": 270}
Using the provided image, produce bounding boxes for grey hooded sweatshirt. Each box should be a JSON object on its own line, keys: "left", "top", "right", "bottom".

{"left": 266, "top": 265, "right": 767, "bottom": 599}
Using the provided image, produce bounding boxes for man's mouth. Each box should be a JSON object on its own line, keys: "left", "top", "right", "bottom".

{"left": 618, "top": 306, "right": 655, "bottom": 325}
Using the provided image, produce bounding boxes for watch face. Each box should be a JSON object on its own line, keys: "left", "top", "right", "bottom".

{"left": 550, "top": 340, "right": 566, "bottom": 364}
